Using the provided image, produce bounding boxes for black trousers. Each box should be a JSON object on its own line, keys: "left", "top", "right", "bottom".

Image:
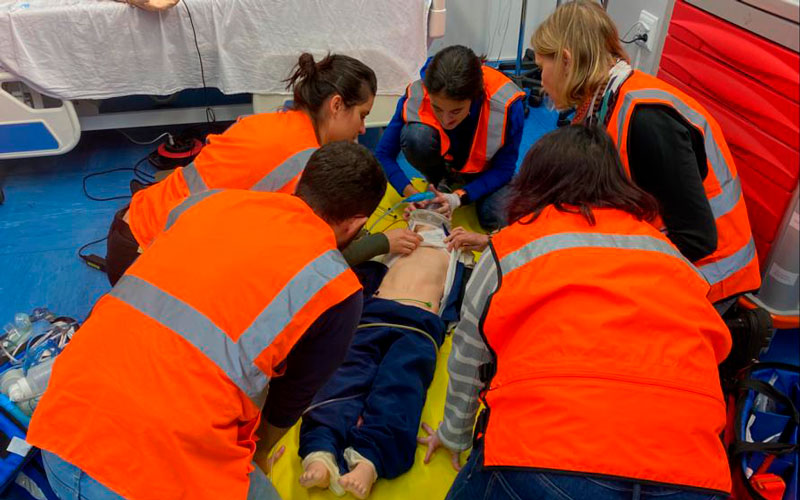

{"left": 105, "top": 206, "right": 140, "bottom": 286}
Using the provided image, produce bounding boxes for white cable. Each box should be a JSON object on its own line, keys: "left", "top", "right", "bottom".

{"left": 633, "top": 47, "right": 642, "bottom": 70}
{"left": 117, "top": 130, "right": 172, "bottom": 145}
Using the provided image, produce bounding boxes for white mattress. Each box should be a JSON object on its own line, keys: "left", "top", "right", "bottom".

{"left": 0, "top": 0, "right": 430, "bottom": 100}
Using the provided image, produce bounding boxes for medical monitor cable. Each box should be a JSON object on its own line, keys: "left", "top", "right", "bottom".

{"left": 182, "top": 0, "right": 216, "bottom": 124}
{"left": 81, "top": 157, "right": 154, "bottom": 202}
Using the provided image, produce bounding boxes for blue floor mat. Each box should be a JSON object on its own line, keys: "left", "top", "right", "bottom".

{"left": 0, "top": 130, "right": 164, "bottom": 323}
{"left": 0, "top": 106, "right": 557, "bottom": 324}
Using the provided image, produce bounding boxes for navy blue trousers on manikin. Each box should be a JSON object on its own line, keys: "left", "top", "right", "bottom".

{"left": 299, "top": 297, "right": 445, "bottom": 479}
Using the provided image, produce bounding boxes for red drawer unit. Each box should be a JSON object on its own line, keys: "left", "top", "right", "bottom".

{"left": 660, "top": 36, "right": 799, "bottom": 150}
{"left": 667, "top": 1, "right": 799, "bottom": 102}
{"left": 658, "top": 0, "right": 800, "bottom": 267}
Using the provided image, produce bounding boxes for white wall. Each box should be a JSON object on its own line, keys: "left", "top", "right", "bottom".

{"left": 428, "top": 1, "right": 557, "bottom": 61}
{"left": 429, "top": 0, "right": 674, "bottom": 74}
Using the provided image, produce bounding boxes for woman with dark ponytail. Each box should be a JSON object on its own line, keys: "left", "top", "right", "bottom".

{"left": 375, "top": 45, "right": 526, "bottom": 231}
{"left": 108, "top": 52, "right": 417, "bottom": 283}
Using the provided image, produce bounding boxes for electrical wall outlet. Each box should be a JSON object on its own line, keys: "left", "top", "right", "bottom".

{"left": 636, "top": 10, "right": 660, "bottom": 52}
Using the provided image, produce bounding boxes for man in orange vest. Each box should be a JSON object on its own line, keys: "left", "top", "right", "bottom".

{"left": 27, "top": 142, "right": 387, "bottom": 500}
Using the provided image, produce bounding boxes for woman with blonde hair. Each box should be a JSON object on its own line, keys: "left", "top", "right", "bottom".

{"left": 531, "top": 0, "right": 759, "bottom": 311}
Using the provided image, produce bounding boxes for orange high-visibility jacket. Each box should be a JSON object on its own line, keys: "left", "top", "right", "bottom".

{"left": 607, "top": 70, "right": 760, "bottom": 303}
{"left": 27, "top": 191, "right": 360, "bottom": 500}
{"left": 128, "top": 110, "right": 319, "bottom": 249}
{"left": 402, "top": 66, "right": 524, "bottom": 174}
{"left": 479, "top": 206, "right": 732, "bottom": 493}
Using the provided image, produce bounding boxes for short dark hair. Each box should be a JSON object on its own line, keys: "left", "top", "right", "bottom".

{"left": 296, "top": 142, "right": 387, "bottom": 223}
{"left": 285, "top": 53, "right": 377, "bottom": 121}
{"left": 424, "top": 45, "right": 484, "bottom": 102}
{"left": 506, "top": 125, "right": 659, "bottom": 225}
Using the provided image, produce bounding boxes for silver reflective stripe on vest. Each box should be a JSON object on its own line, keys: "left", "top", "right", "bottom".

{"left": 182, "top": 162, "right": 208, "bottom": 194}
{"left": 251, "top": 148, "right": 317, "bottom": 192}
{"left": 110, "top": 274, "right": 269, "bottom": 407}
{"left": 164, "top": 189, "right": 223, "bottom": 233}
{"left": 499, "top": 232, "right": 704, "bottom": 282}
{"left": 239, "top": 249, "right": 350, "bottom": 348}
{"left": 405, "top": 80, "right": 424, "bottom": 123}
{"left": 698, "top": 237, "right": 757, "bottom": 286}
{"left": 616, "top": 89, "right": 740, "bottom": 219}
{"left": 109, "top": 249, "right": 350, "bottom": 408}
{"left": 486, "top": 81, "right": 522, "bottom": 158}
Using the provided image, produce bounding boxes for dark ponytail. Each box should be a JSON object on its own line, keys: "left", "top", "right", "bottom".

{"left": 284, "top": 53, "right": 377, "bottom": 120}
{"left": 424, "top": 45, "right": 484, "bottom": 102}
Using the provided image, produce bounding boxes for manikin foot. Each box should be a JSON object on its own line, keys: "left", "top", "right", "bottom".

{"left": 338, "top": 460, "right": 377, "bottom": 499}
{"left": 299, "top": 459, "right": 330, "bottom": 489}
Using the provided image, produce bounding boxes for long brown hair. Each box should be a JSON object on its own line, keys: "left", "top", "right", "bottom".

{"left": 507, "top": 125, "right": 658, "bottom": 226}
{"left": 531, "top": 0, "right": 628, "bottom": 108}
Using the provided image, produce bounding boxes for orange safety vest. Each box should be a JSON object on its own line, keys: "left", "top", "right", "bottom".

{"left": 479, "top": 206, "right": 732, "bottom": 493}
{"left": 402, "top": 66, "right": 524, "bottom": 174}
{"left": 128, "top": 110, "right": 319, "bottom": 249}
{"left": 27, "top": 191, "right": 361, "bottom": 500}
{"left": 607, "top": 71, "right": 760, "bottom": 303}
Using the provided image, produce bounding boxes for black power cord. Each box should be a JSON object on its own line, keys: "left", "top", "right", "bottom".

{"left": 77, "top": 236, "right": 108, "bottom": 272}
{"left": 619, "top": 21, "right": 649, "bottom": 45}
{"left": 621, "top": 33, "right": 649, "bottom": 45}
{"left": 182, "top": 0, "right": 215, "bottom": 124}
{"left": 81, "top": 157, "right": 154, "bottom": 202}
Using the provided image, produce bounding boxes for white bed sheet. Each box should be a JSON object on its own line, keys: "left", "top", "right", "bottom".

{"left": 0, "top": 0, "right": 430, "bottom": 100}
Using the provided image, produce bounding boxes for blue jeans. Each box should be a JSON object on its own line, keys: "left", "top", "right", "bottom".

{"left": 446, "top": 442, "right": 726, "bottom": 500}
{"left": 42, "top": 451, "right": 124, "bottom": 500}
{"left": 400, "top": 122, "right": 510, "bottom": 231}
{"left": 42, "top": 450, "right": 280, "bottom": 500}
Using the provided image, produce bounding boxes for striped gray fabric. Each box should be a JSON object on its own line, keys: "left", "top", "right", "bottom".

{"left": 109, "top": 249, "right": 350, "bottom": 409}
{"left": 616, "top": 88, "right": 753, "bottom": 285}
{"left": 251, "top": 148, "right": 317, "bottom": 193}
{"left": 485, "top": 81, "right": 522, "bottom": 158}
{"left": 404, "top": 80, "right": 424, "bottom": 123}
{"left": 182, "top": 162, "right": 208, "bottom": 194}
{"left": 439, "top": 252, "right": 497, "bottom": 452}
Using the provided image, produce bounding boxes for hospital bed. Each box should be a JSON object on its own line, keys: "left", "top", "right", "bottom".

{"left": 0, "top": 0, "right": 446, "bottom": 160}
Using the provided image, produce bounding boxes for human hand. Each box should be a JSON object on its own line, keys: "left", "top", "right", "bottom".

{"left": 264, "top": 445, "right": 285, "bottom": 475}
{"left": 417, "top": 422, "right": 462, "bottom": 471}
{"left": 385, "top": 228, "right": 423, "bottom": 255}
{"left": 429, "top": 187, "right": 461, "bottom": 217}
{"left": 445, "top": 227, "right": 490, "bottom": 252}
{"left": 124, "top": 0, "right": 179, "bottom": 11}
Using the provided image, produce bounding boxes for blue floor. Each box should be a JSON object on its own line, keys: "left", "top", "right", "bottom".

{"left": 0, "top": 106, "right": 557, "bottom": 324}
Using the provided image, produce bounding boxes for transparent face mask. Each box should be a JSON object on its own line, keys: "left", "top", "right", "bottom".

{"left": 408, "top": 209, "right": 451, "bottom": 250}
{"left": 407, "top": 209, "right": 451, "bottom": 233}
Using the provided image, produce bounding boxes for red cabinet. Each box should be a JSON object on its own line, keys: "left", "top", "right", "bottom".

{"left": 658, "top": 0, "right": 800, "bottom": 267}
